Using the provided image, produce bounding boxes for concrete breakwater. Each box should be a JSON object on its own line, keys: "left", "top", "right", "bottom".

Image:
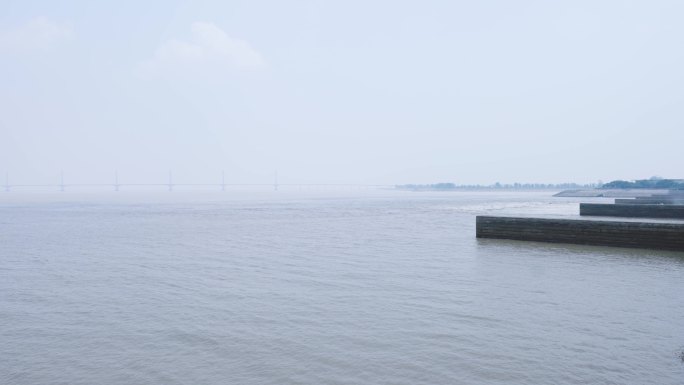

{"left": 476, "top": 216, "right": 684, "bottom": 251}
{"left": 580, "top": 203, "right": 684, "bottom": 219}
{"left": 614, "top": 198, "right": 684, "bottom": 205}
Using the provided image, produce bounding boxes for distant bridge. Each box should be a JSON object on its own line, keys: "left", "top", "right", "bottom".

{"left": 2, "top": 172, "right": 394, "bottom": 192}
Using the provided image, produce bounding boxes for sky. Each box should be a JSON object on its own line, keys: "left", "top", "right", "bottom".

{"left": 1, "top": 0, "right": 683, "bottom": 186}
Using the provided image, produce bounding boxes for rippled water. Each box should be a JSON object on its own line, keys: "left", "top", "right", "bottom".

{"left": 1, "top": 191, "right": 683, "bottom": 384}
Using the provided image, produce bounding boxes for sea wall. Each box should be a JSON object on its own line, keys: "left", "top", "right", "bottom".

{"left": 475, "top": 216, "right": 684, "bottom": 251}
{"left": 581, "top": 203, "right": 684, "bottom": 218}
{"left": 614, "top": 198, "right": 684, "bottom": 205}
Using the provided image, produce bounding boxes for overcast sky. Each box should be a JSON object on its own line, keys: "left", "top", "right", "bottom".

{"left": 1, "top": 0, "right": 682, "bottom": 185}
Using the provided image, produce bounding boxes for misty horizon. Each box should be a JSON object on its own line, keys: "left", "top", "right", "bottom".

{"left": 1, "top": 169, "right": 653, "bottom": 189}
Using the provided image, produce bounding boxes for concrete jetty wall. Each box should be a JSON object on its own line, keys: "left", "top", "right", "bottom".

{"left": 476, "top": 216, "right": 684, "bottom": 251}
{"left": 635, "top": 196, "right": 684, "bottom": 202}
{"left": 581, "top": 203, "right": 684, "bottom": 218}
{"left": 614, "top": 198, "right": 684, "bottom": 205}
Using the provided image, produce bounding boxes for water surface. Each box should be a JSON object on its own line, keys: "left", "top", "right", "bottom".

{"left": 1, "top": 191, "right": 683, "bottom": 384}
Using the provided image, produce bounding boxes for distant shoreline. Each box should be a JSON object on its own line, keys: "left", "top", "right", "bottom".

{"left": 553, "top": 189, "right": 671, "bottom": 198}
{"left": 395, "top": 183, "right": 596, "bottom": 192}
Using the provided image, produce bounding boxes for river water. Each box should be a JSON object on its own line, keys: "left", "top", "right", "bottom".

{"left": 1, "top": 190, "right": 683, "bottom": 384}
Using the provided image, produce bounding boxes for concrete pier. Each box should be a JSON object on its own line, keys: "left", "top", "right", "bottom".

{"left": 614, "top": 198, "right": 684, "bottom": 205}
{"left": 615, "top": 198, "right": 683, "bottom": 206}
{"left": 580, "top": 203, "right": 684, "bottom": 219}
{"left": 476, "top": 216, "right": 684, "bottom": 251}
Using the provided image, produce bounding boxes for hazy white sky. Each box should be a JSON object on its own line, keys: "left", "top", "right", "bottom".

{"left": 1, "top": 0, "right": 682, "bottom": 185}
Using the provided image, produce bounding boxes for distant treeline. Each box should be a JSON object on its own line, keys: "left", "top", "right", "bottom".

{"left": 395, "top": 182, "right": 598, "bottom": 191}
{"left": 602, "top": 178, "right": 684, "bottom": 189}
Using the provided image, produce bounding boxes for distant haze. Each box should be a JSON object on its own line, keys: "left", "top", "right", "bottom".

{"left": 1, "top": 0, "right": 683, "bottom": 186}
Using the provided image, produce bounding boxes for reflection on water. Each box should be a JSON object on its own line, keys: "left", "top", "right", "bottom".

{"left": 1, "top": 191, "right": 683, "bottom": 384}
